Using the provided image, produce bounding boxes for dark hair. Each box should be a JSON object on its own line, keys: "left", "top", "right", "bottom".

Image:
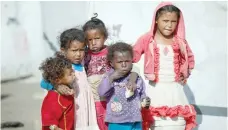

{"left": 155, "top": 5, "right": 180, "bottom": 20}
{"left": 39, "top": 53, "right": 72, "bottom": 86}
{"left": 107, "top": 42, "right": 133, "bottom": 62}
{"left": 82, "top": 13, "right": 108, "bottom": 39}
{"left": 59, "top": 28, "right": 85, "bottom": 49}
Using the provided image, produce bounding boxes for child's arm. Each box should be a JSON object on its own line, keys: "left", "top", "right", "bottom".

{"left": 40, "top": 79, "right": 73, "bottom": 95}
{"left": 98, "top": 74, "right": 115, "bottom": 97}
{"left": 186, "top": 41, "right": 195, "bottom": 71}
{"left": 133, "top": 35, "right": 146, "bottom": 63}
{"left": 42, "top": 97, "right": 63, "bottom": 130}
{"left": 98, "top": 69, "right": 126, "bottom": 97}
{"left": 40, "top": 79, "right": 54, "bottom": 90}
{"left": 56, "top": 85, "right": 74, "bottom": 95}
{"left": 127, "top": 72, "right": 138, "bottom": 91}
{"left": 137, "top": 77, "right": 150, "bottom": 108}
{"left": 137, "top": 77, "right": 147, "bottom": 100}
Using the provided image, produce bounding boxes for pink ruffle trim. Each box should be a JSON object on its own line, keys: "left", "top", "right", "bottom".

{"left": 142, "top": 105, "right": 197, "bottom": 130}
{"left": 153, "top": 44, "right": 159, "bottom": 82}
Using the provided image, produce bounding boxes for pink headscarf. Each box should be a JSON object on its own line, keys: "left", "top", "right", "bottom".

{"left": 149, "top": 1, "right": 186, "bottom": 40}
{"left": 133, "top": 1, "right": 195, "bottom": 80}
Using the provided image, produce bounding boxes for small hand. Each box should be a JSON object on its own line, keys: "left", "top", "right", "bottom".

{"left": 49, "top": 125, "right": 63, "bottom": 130}
{"left": 56, "top": 85, "right": 74, "bottom": 95}
{"left": 110, "top": 70, "right": 126, "bottom": 82}
{"left": 145, "top": 74, "right": 155, "bottom": 81}
{"left": 127, "top": 72, "right": 138, "bottom": 91}
{"left": 179, "top": 74, "right": 187, "bottom": 85}
{"left": 141, "top": 96, "right": 151, "bottom": 109}
{"left": 55, "top": 127, "right": 63, "bottom": 130}
{"left": 126, "top": 81, "right": 137, "bottom": 92}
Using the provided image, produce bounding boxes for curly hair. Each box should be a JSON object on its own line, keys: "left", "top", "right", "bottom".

{"left": 82, "top": 13, "right": 108, "bottom": 39}
{"left": 107, "top": 42, "right": 133, "bottom": 62}
{"left": 59, "top": 28, "right": 85, "bottom": 49}
{"left": 39, "top": 53, "right": 72, "bottom": 86}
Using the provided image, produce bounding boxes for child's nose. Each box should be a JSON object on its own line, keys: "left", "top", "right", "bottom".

{"left": 121, "top": 62, "right": 127, "bottom": 67}
{"left": 167, "top": 21, "right": 172, "bottom": 27}
{"left": 92, "top": 40, "right": 96, "bottom": 45}
{"left": 75, "top": 51, "right": 81, "bottom": 56}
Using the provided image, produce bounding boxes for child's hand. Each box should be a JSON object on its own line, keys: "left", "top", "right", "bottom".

{"left": 144, "top": 74, "right": 155, "bottom": 81}
{"left": 49, "top": 125, "right": 63, "bottom": 130}
{"left": 55, "top": 127, "right": 63, "bottom": 130}
{"left": 141, "top": 96, "right": 151, "bottom": 109}
{"left": 53, "top": 126, "right": 62, "bottom": 130}
{"left": 109, "top": 70, "right": 126, "bottom": 82}
{"left": 56, "top": 85, "right": 74, "bottom": 95}
{"left": 126, "top": 81, "right": 137, "bottom": 92}
{"left": 127, "top": 72, "right": 138, "bottom": 91}
{"left": 180, "top": 74, "right": 187, "bottom": 85}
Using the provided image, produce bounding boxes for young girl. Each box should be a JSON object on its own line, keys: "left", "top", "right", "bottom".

{"left": 40, "top": 28, "right": 98, "bottom": 130}
{"left": 82, "top": 14, "right": 138, "bottom": 130}
{"left": 98, "top": 42, "right": 150, "bottom": 130}
{"left": 133, "top": 2, "right": 197, "bottom": 130}
{"left": 40, "top": 54, "right": 75, "bottom": 130}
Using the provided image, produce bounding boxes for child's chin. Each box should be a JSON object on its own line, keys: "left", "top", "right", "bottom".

{"left": 73, "top": 61, "right": 81, "bottom": 64}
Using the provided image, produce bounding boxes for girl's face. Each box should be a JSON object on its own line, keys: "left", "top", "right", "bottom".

{"left": 58, "top": 68, "right": 75, "bottom": 86}
{"left": 156, "top": 11, "right": 178, "bottom": 37}
{"left": 110, "top": 51, "right": 133, "bottom": 76}
{"left": 61, "top": 40, "right": 85, "bottom": 64}
{"left": 85, "top": 29, "right": 106, "bottom": 52}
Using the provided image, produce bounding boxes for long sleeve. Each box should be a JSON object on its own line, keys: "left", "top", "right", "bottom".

{"left": 186, "top": 41, "right": 195, "bottom": 70}
{"left": 40, "top": 79, "right": 53, "bottom": 90}
{"left": 133, "top": 35, "right": 146, "bottom": 63}
{"left": 98, "top": 74, "right": 114, "bottom": 97}
{"left": 136, "top": 77, "right": 147, "bottom": 100}
{"left": 41, "top": 94, "right": 62, "bottom": 127}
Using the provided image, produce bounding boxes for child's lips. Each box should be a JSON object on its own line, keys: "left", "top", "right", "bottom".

{"left": 74, "top": 58, "right": 80, "bottom": 62}
{"left": 165, "top": 29, "right": 172, "bottom": 32}
{"left": 92, "top": 47, "right": 99, "bottom": 51}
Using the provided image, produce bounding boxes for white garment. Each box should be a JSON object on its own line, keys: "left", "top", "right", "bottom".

{"left": 73, "top": 69, "right": 99, "bottom": 130}
{"left": 147, "top": 44, "right": 190, "bottom": 130}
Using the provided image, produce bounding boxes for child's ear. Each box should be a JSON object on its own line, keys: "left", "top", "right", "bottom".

{"left": 60, "top": 48, "right": 66, "bottom": 54}
{"left": 110, "top": 61, "right": 114, "bottom": 67}
{"left": 55, "top": 78, "right": 62, "bottom": 85}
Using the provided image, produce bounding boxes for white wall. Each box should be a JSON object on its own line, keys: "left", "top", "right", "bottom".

{"left": 1, "top": 1, "right": 44, "bottom": 80}
{"left": 40, "top": 1, "right": 89, "bottom": 54}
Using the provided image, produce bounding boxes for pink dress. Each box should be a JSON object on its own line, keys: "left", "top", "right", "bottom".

{"left": 73, "top": 68, "right": 99, "bottom": 130}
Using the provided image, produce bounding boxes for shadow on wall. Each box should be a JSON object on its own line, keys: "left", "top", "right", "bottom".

{"left": 183, "top": 84, "right": 202, "bottom": 130}
{"left": 184, "top": 53, "right": 228, "bottom": 129}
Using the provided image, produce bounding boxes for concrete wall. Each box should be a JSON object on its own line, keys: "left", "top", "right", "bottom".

{"left": 1, "top": 1, "right": 45, "bottom": 80}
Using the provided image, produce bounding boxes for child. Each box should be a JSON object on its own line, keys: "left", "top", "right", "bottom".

{"left": 40, "top": 54, "right": 75, "bottom": 130}
{"left": 40, "top": 28, "right": 98, "bottom": 130}
{"left": 133, "top": 2, "right": 196, "bottom": 130}
{"left": 82, "top": 14, "right": 138, "bottom": 130}
{"left": 98, "top": 42, "right": 150, "bottom": 130}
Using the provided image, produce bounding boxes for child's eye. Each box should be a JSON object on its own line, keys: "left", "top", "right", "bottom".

{"left": 163, "top": 20, "right": 168, "bottom": 23}
{"left": 95, "top": 37, "right": 100, "bottom": 40}
{"left": 79, "top": 49, "right": 85, "bottom": 52}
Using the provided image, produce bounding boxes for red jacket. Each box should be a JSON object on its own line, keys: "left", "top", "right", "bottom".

{"left": 41, "top": 91, "right": 75, "bottom": 130}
